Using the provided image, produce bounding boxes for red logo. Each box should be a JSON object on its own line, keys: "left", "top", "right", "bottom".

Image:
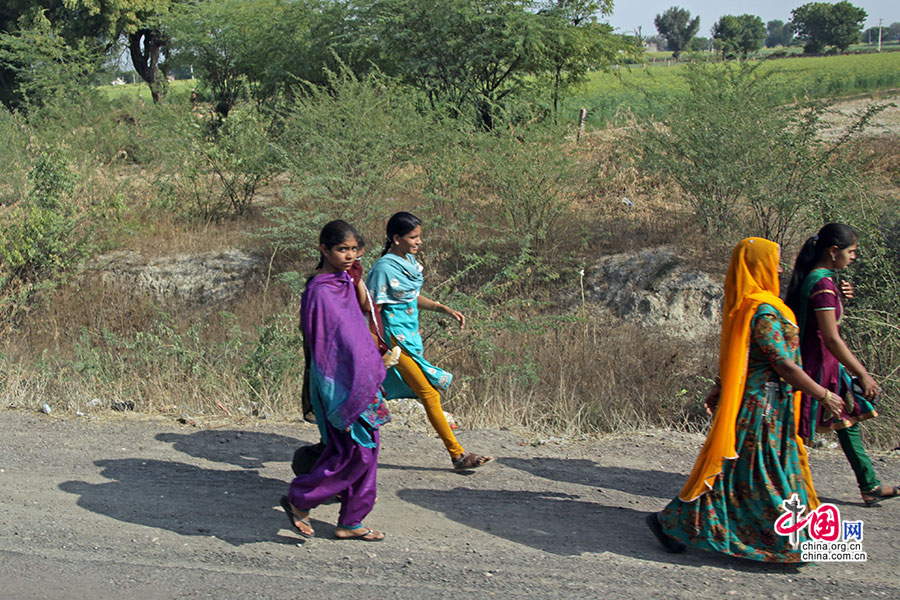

{"left": 774, "top": 493, "right": 841, "bottom": 547}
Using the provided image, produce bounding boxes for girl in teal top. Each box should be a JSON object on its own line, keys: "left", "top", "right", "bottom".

{"left": 367, "top": 212, "right": 492, "bottom": 471}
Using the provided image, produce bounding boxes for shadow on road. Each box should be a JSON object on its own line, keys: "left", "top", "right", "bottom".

{"left": 59, "top": 430, "right": 318, "bottom": 546}
{"left": 380, "top": 462, "right": 475, "bottom": 475}
{"left": 60, "top": 458, "right": 302, "bottom": 546}
{"left": 397, "top": 486, "right": 803, "bottom": 572}
{"left": 155, "top": 430, "right": 309, "bottom": 469}
{"left": 499, "top": 456, "right": 686, "bottom": 498}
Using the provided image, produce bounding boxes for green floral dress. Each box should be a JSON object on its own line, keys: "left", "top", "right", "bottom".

{"left": 658, "top": 304, "right": 814, "bottom": 562}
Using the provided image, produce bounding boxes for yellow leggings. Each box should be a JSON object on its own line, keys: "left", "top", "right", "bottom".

{"left": 393, "top": 349, "right": 464, "bottom": 457}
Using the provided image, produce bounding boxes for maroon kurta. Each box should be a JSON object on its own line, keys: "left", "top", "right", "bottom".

{"left": 798, "top": 277, "right": 876, "bottom": 440}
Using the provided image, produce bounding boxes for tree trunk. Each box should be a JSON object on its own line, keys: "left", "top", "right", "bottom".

{"left": 129, "top": 29, "right": 168, "bottom": 104}
{"left": 478, "top": 100, "right": 494, "bottom": 130}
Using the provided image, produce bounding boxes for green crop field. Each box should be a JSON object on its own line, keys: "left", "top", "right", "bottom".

{"left": 566, "top": 51, "right": 900, "bottom": 126}
{"left": 97, "top": 78, "right": 195, "bottom": 102}
{"left": 101, "top": 51, "right": 900, "bottom": 129}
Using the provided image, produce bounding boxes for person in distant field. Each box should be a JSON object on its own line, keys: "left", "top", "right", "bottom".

{"left": 647, "top": 237, "right": 842, "bottom": 562}
{"left": 366, "top": 212, "right": 491, "bottom": 471}
{"left": 786, "top": 223, "right": 897, "bottom": 507}
{"left": 281, "top": 220, "right": 389, "bottom": 541}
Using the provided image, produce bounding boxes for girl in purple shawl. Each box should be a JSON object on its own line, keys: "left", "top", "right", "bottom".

{"left": 280, "top": 220, "right": 390, "bottom": 541}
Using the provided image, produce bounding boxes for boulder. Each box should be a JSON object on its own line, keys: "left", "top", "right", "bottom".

{"left": 91, "top": 249, "right": 265, "bottom": 305}
{"left": 583, "top": 246, "right": 723, "bottom": 339}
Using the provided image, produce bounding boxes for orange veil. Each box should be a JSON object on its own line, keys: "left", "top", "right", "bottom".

{"left": 678, "top": 238, "right": 818, "bottom": 506}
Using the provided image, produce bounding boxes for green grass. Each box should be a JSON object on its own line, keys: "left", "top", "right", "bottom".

{"left": 97, "top": 79, "right": 195, "bottom": 102}
{"left": 567, "top": 51, "right": 900, "bottom": 126}
{"left": 643, "top": 40, "right": 900, "bottom": 61}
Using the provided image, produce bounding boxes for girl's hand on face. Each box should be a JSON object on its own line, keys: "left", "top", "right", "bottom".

{"left": 840, "top": 279, "right": 855, "bottom": 300}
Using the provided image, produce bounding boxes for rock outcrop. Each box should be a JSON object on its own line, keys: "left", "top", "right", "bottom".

{"left": 583, "top": 246, "right": 723, "bottom": 339}
{"left": 91, "top": 249, "right": 265, "bottom": 304}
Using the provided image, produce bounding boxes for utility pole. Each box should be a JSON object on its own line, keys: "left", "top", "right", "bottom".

{"left": 878, "top": 19, "right": 882, "bottom": 52}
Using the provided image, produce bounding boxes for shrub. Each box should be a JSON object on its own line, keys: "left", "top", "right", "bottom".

{"left": 262, "top": 68, "right": 423, "bottom": 256}
{"left": 0, "top": 109, "right": 30, "bottom": 207}
{"left": 632, "top": 61, "right": 880, "bottom": 247}
{"left": 153, "top": 103, "right": 280, "bottom": 222}
{"left": 243, "top": 312, "right": 304, "bottom": 400}
{"left": 0, "top": 150, "right": 80, "bottom": 283}
{"left": 837, "top": 196, "right": 900, "bottom": 448}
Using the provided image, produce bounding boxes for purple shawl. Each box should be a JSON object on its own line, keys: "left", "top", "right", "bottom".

{"left": 300, "top": 271, "right": 386, "bottom": 431}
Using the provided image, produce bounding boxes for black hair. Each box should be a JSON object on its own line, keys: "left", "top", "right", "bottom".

{"left": 785, "top": 222, "right": 858, "bottom": 312}
{"left": 381, "top": 211, "right": 423, "bottom": 256}
{"left": 315, "top": 219, "right": 360, "bottom": 270}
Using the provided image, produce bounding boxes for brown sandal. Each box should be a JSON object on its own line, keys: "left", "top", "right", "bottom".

{"left": 452, "top": 452, "right": 493, "bottom": 471}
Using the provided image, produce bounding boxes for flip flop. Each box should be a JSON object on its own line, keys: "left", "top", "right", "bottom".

{"left": 862, "top": 485, "right": 900, "bottom": 507}
{"left": 280, "top": 495, "right": 314, "bottom": 538}
{"left": 452, "top": 452, "right": 493, "bottom": 471}
{"left": 335, "top": 527, "right": 385, "bottom": 542}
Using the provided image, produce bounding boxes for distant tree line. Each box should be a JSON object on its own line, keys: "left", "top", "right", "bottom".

{"left": 651, "top": 1, "right": 887, "bottom": 60}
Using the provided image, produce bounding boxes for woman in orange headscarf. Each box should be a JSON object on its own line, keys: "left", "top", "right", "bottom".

{"left": 646, "top": 238, "right": 844, "bottom": 562}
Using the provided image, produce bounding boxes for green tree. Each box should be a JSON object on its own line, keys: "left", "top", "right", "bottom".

{"left": 828, "top": 1, "right": 867, "bottom": 51}
{"left": 890, "top": 22, "right": 900, "bottom": 42}
{"left": 0, "top": 1, "right": 110, "bottom": 108}
{"left": 167, "top": 0, "right": 293, "bottom": 120}
{"left": 862, "top": 26, "right": 879, "bottom": 44}
{"left": 63, "top": 0, "right": 176, "bottom": 103}
{"left": 294, "top": 0, "right": 383, "bottom": 89}
{"left": 765, "top": 19, "right": 793, "bottom": 47}
{"left": 687, "top": 36, "right": 711, "bottom": 52}
{"left": 712, "top": 14, "right": 765, "bottom": 59}
{"left": 653, "top": 6, "right": 699, "bottom": 60}
{"left": 791, "top": 1, "right": 866, "bottom": 54}
{"left": 0, "top": 10, "right": 104, "bottom": 110}
{"left": 369, "top": 0, "right": 543, "bottom": 129}
{"left": 535, "top": 1, "right": 639, "bottom": 116}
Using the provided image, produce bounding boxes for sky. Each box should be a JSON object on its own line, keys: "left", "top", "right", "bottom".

{"left": 605, "top": 1, "right": 899, "bottom": 38}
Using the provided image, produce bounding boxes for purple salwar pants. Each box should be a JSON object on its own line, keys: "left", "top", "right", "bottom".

{"left": 287, "top": 422, "right": 379, "bottom": 528}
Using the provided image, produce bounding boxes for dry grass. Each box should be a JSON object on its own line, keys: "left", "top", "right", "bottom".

{"left": 3, "top": 118, "right": 899, "bottom": 449}
{"left": 438, "top": 310, "right": 719, "bottom": 436}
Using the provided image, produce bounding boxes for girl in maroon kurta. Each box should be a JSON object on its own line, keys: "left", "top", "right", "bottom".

{"left": 786, "top": 223, "right": 897, "bottom": 507}
{"left": 796, "top": 275, "right": 877, "bottom": 437}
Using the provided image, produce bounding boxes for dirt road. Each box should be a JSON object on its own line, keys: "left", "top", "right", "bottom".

{"left": 1, "top": 411, "right": 898, "bottom": 599}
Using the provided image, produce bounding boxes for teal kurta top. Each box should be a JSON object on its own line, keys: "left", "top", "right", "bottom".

{"left": 366, "top": 253, "right": 452, "bottom": 399}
